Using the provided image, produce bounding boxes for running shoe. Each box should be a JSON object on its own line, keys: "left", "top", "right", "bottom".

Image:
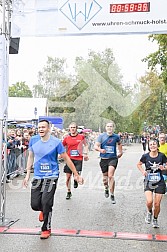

{"left": 105, "top": 187, "right": 109, "bottom": 198}
{"left": 74, "top": 180, "right": 78, "bottom": 188}
{"left": 152, "top": 218, "right": 159, "bottom": 228}
{"left": 6, "top": 179, "right": 11, "bottom": 183}
{"left": 145, "top": 212, "right": 152, "bottom": 224}
{"left": 39, "top": 211, "right": 44, "bottom": 222}
{"left": 40, "top": 229, "right": 51, "bottom": 239}
{"left": 66, "top": 192, "right": 72, "bottom": 200}
{"left": 110, "top": 194, "right": 116, "bottom": 204}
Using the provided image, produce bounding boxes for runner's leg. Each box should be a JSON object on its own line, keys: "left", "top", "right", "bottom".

{"left": 153, "top": 193, "right": 163, "bottom": 218}
{"left": 108, "top": 166, "right": 116, "bottom": 194}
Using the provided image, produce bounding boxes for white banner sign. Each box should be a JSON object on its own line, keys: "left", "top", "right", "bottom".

{"left": 11, "top": 0, "right": 167, "bottom": 37}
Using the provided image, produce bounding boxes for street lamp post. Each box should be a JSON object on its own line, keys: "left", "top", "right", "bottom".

{"left": 34, "top": 107, "right": 37, "bottom": 119}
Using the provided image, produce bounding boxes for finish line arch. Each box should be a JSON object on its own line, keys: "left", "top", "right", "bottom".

{"left": 11, "top": 0, "right": 167, "bottom": 37}
{"left": 0, "top": 0, "right": 167, "bottom": 226}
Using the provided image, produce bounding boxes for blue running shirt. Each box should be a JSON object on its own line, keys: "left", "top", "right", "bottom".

{"left": 29, "top": 135, "right": 65, "bottom": 179}
{"left": 97, "top": 133, "right": 120, "bottom": 159}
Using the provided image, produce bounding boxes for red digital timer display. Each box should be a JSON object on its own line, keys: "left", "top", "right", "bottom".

{"left": 110, "top": 2, "right": 150, "bottom": 13}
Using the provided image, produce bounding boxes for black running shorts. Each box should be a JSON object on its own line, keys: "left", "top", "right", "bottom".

{"left": 100, "top": 158, "right": 118, "bottom": 173}
{"left": 64, "top": 159, "right": 83, "bottom": 174}
{"left": 144, "top": 178, "right": 166, "bottom": 194}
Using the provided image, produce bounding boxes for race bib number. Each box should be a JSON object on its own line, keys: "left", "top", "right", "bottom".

{"left": 147, "top": 173, "right": 161, "bottom": 182}
{"left": 105, "top": 146, "right": 114, "bottom": 154}
{"left": 70, "top": 150, "right": 79, "bottom": 156}
{"left": 40, "top": 163, "right": 51, "bottom": 173}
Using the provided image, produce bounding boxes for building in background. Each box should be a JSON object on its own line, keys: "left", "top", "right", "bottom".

{"left": 8, "top": 97, "right": 48, "bottom": 122}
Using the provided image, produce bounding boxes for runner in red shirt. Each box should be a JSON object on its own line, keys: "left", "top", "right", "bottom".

{"left": 62, "top": 122, "right": 89, "bottom": 199}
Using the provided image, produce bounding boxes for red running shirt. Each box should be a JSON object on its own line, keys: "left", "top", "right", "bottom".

{"left": 62, "top": 134, "right": 86, "bottom": 160}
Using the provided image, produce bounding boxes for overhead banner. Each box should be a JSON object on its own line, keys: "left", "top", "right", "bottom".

{"left": 11, "top": 0, "right": 167, "bottom": 37}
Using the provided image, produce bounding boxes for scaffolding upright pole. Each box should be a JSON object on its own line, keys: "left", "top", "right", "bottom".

{"left": 0, "top": 0, "right": 10, "bottom": 226}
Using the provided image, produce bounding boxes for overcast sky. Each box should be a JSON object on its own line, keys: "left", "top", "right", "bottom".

{"left": 9, "top": 34, "right": 158, "bottom": 89}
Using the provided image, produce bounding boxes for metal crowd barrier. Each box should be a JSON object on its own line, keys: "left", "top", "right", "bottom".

{"left": 6, "top": 148, "right": 29, "bottom": 179}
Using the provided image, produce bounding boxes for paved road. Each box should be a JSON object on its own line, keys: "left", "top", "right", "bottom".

{"left": 1, "top": 143, "right": 167, "bottom": 252}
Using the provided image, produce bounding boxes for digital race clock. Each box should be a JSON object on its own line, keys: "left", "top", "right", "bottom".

{"left": 110, "top": 2, "right": 150, "bottom": 13}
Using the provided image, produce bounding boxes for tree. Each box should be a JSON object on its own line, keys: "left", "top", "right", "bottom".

{"left": 36, "top": 49, "right": 149, "bottom": 132}
{"left": 33, "top": 56, "right": 74, "bottom": 98}
{"left": 68, "top": 48, "right": 124, "bottom": 130}
{"left": 9, "top": 81, "right": 32, "bottom": 97}
{"left": 130, "top": 71, "right": 166, "bottom": 132}
{"left": 48, "top": 48, "right": 140, "bottom": 131}
{"left": 32, "top": 84, "right": 45, "bottom": 98}
{"left": 143, "top": 34, "right": 167, "bottom": 89}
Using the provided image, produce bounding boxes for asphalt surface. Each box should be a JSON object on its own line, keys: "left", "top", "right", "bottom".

{"left": 1, "top": 143, "right": 167, "bottom": 252}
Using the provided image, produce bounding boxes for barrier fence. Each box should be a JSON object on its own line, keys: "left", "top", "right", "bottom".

{"left": 6, "top": 147, "right": 29, "bottom": 180}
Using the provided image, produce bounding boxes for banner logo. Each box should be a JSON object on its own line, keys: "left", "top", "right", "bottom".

{"left": 59, "top": 0, "right": 102, "bottom": 30}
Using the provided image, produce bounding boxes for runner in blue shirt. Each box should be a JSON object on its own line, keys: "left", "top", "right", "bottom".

{"left": 23, "top": 120, "right": 83, "bottom": 239}
{"left": 94, "top": 121, "right": 123, "bottom": 204}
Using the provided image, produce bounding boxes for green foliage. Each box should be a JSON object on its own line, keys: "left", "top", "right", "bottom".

{"left": 34, "top": 49, "right": 126, "bottom": 130}
{"left": 32, "top": 84, "right": 45, "bottom": 98}
{"left": 9, "top": 81, "right": 32, "bottom": 97}
{"left": 33, "top": 56, "right": 74, "bottom": 98}
{"left": 49, "top": 106, "right": 75, "bottom": 113}
{"left": 131, "top": 71, "right": 166, "bottom": 132}
{"left": 50, "top": 81, "right": 88, "bottom": 102}
{"left": 69, "top": 48, "right": 124, "bottom": 130}
{"left": 34, "top": 48, "right": 166, "bottom": 133}
{"left": 143, "top": 34, "right": 167, "bottom": 89}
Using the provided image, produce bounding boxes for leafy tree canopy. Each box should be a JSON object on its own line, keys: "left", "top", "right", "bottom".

{"left": 143, "top": 34, "right": 167, "bottom": 89}
{"left": 9, "top": 81, "right": 33, "bottom": 97}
